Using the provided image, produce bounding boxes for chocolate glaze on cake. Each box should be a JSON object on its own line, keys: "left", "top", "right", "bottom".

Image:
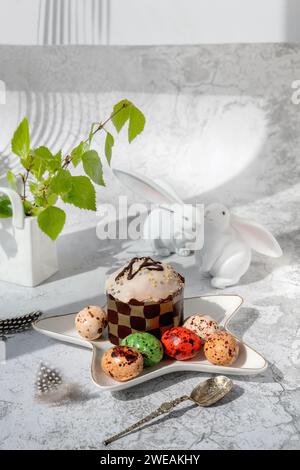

{"left": 106, "top": 257, "right": 184, "bottom": 304}
{"left": 115, "top": 257, "right": 163, "bottom": 281}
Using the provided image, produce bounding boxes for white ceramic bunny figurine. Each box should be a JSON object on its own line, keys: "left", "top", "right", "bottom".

{"left": 202, "top": 203, "right": 282, "bottom": 288}
{"left": 112, "top": 168, "right": 204, "bottom": 257}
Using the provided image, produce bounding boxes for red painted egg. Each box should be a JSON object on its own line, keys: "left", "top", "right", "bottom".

{"left": 161, "top": 326, "right": 202, "bottom": 360}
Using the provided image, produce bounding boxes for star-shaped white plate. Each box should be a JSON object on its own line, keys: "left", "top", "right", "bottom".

{"left": 33, "top": 295, "right": 268, "bottom": 392}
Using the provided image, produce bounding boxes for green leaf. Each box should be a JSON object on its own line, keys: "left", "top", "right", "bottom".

{"left": 32, "top": 145, "right": 53, "bottom": 160}
{"left": 38, "top": 206, "right": 66, "bottom": 240}
{"left": 34, "top": 195, "right": 46, "bottom": 207}
{"left": 0, "top": 195, "right": 12, "bottom": 218}
{"left": 28, "top": 146, "right": 61, "bottom": 180}
{"left": 29, "top": 147, "right": 61, "bottom": 176}
{"left": 30, "top": 146, "right": 53, "bottom": 179}
{"left": 29, "top": 181, "right": 39, "bottom": 195}
{"left": 111, "top": 99, "right": 131, "bottom": 133}
{"left": 48, "top": 150, "right": 62, "bottom": 174}
{"left": 88, "top": 122, "right": 99, "bottom": 146}
{"left": 23, "top": 199, "right": 33, "bottom": 216}
{"left": 62, "top": 176, "right": 96, "bottom": 211}
{"left": 128, "top": 106, "right": 146, "bottom": 143}
{"left": 82, "top": 150, "right": 104, "bottom": 186}
{"left": 50, "top": 169, "right": 72, "bottom": 195}
{"left": 104, "top": 132, "right": 114, "bottom": 165}
{"left": 6, "top": 171, "right": 17, "bottom": 191}
{"left": 11, "top": 117, "right": 30, "bottom": 159}
{"left": 47, "top": 194, "right": 58, "bottom": 206}
{"left": 31, "top": 206, "right": 44, "bottom": 217}
{"left": 71, "top": 141, "right": 89, "bottom": 167}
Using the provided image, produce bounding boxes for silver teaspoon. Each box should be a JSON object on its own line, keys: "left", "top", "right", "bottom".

{"left": 104, "top": 375, "right": 233, "bottom": 446}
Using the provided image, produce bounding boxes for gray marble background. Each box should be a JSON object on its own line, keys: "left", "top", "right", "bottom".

{"left": 0, "top": 45, "right": 299, "bottom": 449}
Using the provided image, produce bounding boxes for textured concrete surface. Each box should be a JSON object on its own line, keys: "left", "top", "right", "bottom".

{"left": 0, "top": 45, "right": 299, "bottom": 449}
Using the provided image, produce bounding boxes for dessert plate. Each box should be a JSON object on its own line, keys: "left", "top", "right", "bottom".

{"left": 33, "top": 294, "right": 268, "bottom": 392}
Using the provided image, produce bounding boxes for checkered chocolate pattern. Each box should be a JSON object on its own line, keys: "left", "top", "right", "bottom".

{"left": 107, "top": 290, "right": 184, "bottom": 345}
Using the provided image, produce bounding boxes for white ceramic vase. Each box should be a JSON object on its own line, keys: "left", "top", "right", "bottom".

{"left": 0, "top": 187, "right": 58, "bottom": 287}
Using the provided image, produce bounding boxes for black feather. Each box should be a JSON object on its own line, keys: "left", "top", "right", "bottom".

{"left": 35, "top": 362, "right": 63, "bottom": 394}
{"left": 0, "top": 311, "right": 42, "bottom": 336}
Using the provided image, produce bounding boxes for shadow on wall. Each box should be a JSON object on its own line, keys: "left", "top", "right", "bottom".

{"left": 0, "top": 89, "right": 273, "bottom": 206}
{"left": 185, "top": 134, "right": 298, "bottom": 210}
{"left": 37, "top": 0, "right": 106, "bottom": 45}
{"left": 0, "top": 45, "right": 298, "bottom": 221}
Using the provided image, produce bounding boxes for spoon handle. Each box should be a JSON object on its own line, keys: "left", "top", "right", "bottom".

{"left": 104, "top": 395, "right": 190, "bottom": 445}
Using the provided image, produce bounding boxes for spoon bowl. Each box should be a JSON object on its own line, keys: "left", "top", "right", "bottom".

{"left": 190, "top": 375, "right": 233, "bottom": 407}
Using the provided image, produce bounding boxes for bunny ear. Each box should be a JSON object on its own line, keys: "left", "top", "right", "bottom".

{"left": 153, "top": 178, "right": 183, "bottom": 204}
{"left": 230, "top": 214, "right": 282, "bottom": 257}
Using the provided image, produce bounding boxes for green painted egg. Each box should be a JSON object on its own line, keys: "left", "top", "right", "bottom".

{"left": 121, "top": 332, "right": 163, "bottom": 367}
